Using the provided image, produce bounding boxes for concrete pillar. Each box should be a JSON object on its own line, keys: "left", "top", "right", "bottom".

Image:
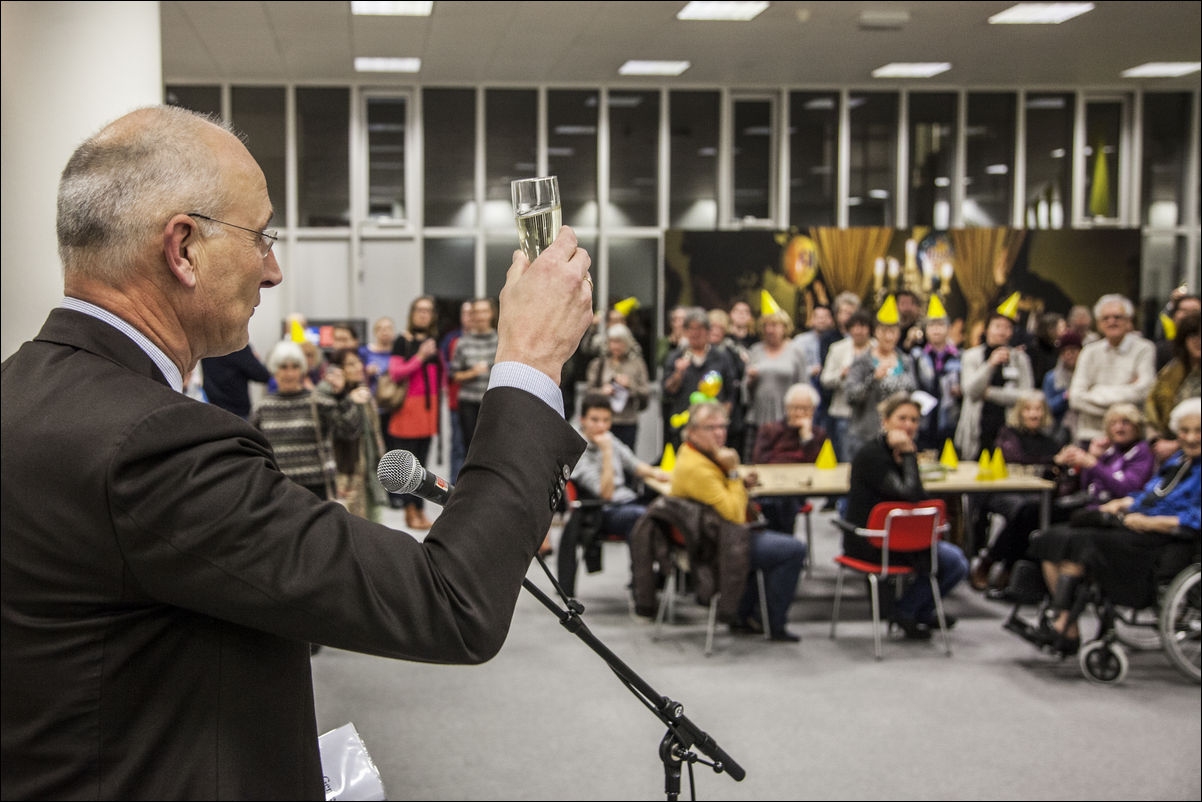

{"left": 2, "top": 1, "right": 162, "bottom": 359}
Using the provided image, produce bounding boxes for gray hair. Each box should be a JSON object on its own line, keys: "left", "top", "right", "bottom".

{"left": 834, "top": 291, "right": 862, "bottom": 312}
{"left": 57, "top": 105, "right": 239, "bottom": 282}
{"left": 266, "top": 340, "right": 306, "bottom": 374}
{"left": 684, "top": 399, "right": 725, "bottom": 431}
{"left": 683, "top": 307, "right": 709, "bottom": 329}
{"left": 605, "top": 322, "right": 637, "bottom": 350}
{"left": 784, "top": 382, "right": 820, "bottom": 408}
{"left": 1168, "top": 397, "right": 1201, "bottom": 436}
{"left": 1093, "top": 293, "right": 1134, "bottom": 321}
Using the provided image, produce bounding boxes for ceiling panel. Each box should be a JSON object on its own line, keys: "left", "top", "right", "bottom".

{"left": 162, "top": 1, "right": 1202, "bottom": 89}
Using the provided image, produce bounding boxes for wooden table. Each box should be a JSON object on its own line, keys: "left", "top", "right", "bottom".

{"left": 647, "top": 463, "right": 1055, "bottom": 551}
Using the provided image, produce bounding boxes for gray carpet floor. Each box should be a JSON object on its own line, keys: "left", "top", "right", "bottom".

{"left": 311, "top": 506, "right": 1201, "bottom": 801}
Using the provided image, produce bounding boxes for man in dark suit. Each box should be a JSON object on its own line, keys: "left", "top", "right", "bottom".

{"left": 0, "top": 106, "right": 594, "bottom": 800}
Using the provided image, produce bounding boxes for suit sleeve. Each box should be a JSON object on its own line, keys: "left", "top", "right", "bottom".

{"left": 107, "top": 386, "right": 584, "bottom": 664}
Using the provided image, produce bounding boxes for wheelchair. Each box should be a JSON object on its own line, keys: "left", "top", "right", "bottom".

{"left": 1000, "top": 557, "right": 1201, "bottom": 685}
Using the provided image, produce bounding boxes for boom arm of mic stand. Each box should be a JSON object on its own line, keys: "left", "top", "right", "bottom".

{"left": 520, "top": 572, "right": 746, "bottom": 785}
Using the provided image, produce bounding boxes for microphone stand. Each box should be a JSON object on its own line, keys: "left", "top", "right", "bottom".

{"left": 521, "top": 557, "right": 745, "bottom": 800}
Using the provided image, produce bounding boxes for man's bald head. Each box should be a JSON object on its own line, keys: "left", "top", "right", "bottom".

{"left": 57, "top": 106, "right": 245, "bottom": 284}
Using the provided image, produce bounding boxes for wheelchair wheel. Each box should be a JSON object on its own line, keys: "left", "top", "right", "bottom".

{"left": 1158, "top": 564, "right": 1201, "bottom": 684}
{"left": 1079, "top": 640, "right": 1128, "bottom": 685}
{"left": 1114, "top": 606, "right": 1164, "bottom": 652}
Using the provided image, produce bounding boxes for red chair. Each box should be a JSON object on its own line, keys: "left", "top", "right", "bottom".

{"left": 829, "top": 500, "right": 952, "bottom": 660}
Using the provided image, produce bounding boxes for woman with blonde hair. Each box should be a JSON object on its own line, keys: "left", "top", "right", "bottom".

{"left": 744, "top": 310, "right": 809, "bottom": 461}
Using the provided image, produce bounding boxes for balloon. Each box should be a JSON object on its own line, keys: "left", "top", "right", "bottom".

{"left": 689, "top": 391, "right": 709, "bottom": 406}
{"left": 698, "top": 370, "right": 723, "bottom": 398}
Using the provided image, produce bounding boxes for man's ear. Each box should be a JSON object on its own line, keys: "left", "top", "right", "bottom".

{"left": 163, "top": 214, "right": 199, "bottom": 289}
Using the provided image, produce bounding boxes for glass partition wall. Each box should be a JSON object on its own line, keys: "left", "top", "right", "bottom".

{"left": 167, "top": 83, "right": 1200, "bottom": 345}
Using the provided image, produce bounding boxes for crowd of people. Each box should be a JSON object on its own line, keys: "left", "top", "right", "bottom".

{"left": 208, "top": 283, "right": 1198, "bottom": 651}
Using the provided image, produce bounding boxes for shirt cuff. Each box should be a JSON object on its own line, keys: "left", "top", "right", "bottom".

{"left": 488, "top": 362, "right": 565, "bottom": 419}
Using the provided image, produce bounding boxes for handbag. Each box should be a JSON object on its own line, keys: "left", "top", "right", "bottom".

{"left": 375, "top": 372, "right": 409, "bottom": 412}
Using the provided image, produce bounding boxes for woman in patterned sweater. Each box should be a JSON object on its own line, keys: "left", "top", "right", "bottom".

{"left": 251, "top": 341, "right": 363, "bottom": 500}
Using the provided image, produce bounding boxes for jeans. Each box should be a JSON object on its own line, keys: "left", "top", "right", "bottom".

{"left": 891, "top": 541, "right": 969, "bottom": 623}
{"left": 600, "top": 502, "right": 646, "bottom": 539}
{"left": 739, "top": 530, "right": 807, "bottom": 635}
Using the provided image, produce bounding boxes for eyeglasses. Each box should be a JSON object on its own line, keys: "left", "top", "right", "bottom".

{"left": 696, "top": 423, "right": 729, "bottom": 432}
{"left": 1099, "top": 314, "right": 1129, "bottom": 323}
{"left": 188, "top": 213, "right": 278, "bottom": 257}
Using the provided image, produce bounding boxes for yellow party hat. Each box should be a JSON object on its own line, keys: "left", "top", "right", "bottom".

{"left": 660, "top": 442, "right": 676, "bottom": 472}
{"left": 996, "top": 292, "right": 1020, "bottom": 321}
{"left": 927, "top": 294, "right": 948, "bottom": 320}
{"left": 976, "top": 450, "right": 993, "bottom": 481}
{"left": 877, "top": 294, "right": 899, "bottom": 325}
{"left": 1160, "top": 312, "right": 1177, "bottom": 342}
{"left": 614, "top": 296, "right": 640, "bottom": 318}
{"left": 760, "top": 289, "right": 783, "bottom": 316}
{"left": 669, "top": 410, "right": 690, "bottom": 430}
{"left": 990, "top": 448, "right": 1009, "bottom": 479}
{"left": 939, "top": 439, "right": 959, "bottom": 470}
{"left": 290, "top": 318, "right": 307, "bottom": 343}
{"left": 815, "top": 439, "right": 838, "bottom": 470}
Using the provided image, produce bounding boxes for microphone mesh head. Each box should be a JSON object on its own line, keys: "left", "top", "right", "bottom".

{"left": 377, "top": 449, "right": 419, "bottom": 493}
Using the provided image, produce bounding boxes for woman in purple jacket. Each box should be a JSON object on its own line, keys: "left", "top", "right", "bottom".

{"left": 971, "top": 401, "right": 1153, "bottom": 593}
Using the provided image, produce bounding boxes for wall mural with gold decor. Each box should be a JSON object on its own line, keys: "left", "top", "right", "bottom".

{"left": 664, "top": 228, "right": 1142, "bottom": 347}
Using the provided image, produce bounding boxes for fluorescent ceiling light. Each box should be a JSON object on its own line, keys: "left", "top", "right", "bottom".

{"left": 988, "top": 3, "right": 1094, "bottom": 25}
{"left": 619, "top": 60, "right": 690, "bottom": 76}
{"left": 872, "top": 62, "right": 951, "bottom": 78}
{"left": 1122, "top": 62, "right": 1202, "bottom": 78}
{"left": 553, "top": 125, "right": 597, "bottom": 136}
{"left": 677, "top": 1, "right": 769, "bottom": 21}
{"left": 355, "top": 57, "right": 421, "bottom": 73}
{"left": 351, "top": 1, "right": 433, "bottom": 15}
{"left": 986, "top": 164, "right": 1010, "bottom": 175}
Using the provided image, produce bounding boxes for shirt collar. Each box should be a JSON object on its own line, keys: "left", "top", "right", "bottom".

{"left": 60, "top": 297, "right": 184, "bottom": 393}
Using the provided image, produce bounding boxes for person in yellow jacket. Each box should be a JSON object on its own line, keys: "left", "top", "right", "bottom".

{"left": 670, "top": 401, "right": 806, "bottom": 642}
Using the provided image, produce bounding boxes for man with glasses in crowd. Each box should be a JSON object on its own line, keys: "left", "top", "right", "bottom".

{"left": 1068, "top": 293, "right": 1156, "bottom": 443}
{"left": 1, "top": 105, "right": 594, "bottom": 799}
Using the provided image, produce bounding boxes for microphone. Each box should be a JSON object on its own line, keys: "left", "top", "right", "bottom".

{"left": 377, "top": 449, "right": 453, "bottom": 506}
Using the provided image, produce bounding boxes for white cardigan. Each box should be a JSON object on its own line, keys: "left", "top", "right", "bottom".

{"left": 954, "top": 344, "right": 1033, "bottom": 459}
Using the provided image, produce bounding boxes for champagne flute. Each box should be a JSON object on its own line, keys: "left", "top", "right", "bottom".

{"left": 511, "top": 176, "right": 561, "bottom": 262}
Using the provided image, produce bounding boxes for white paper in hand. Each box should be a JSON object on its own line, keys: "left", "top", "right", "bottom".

{"left": 319, "top": 723, "right": 386, "bottom": 801}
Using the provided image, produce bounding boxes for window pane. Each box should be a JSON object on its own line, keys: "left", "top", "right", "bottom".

{"left": 548, "top": 90, "right": 599, "bottom": 229}
{"left": 849, "top": 93, "right": 898, "bottom": 227}
{"left": 486, "top": 235, "right": 598, "bottom": 300}
{"left": 1141, "top": 93, "right": 1191, "bottom": 228}
{"left": 609, "top": 91, "right": 660, "bottom": 227}
{"left": 1084, "top": 99, "right": 1123, "bottom": 221}
{"left": 424, "top": 89, "right": 476, "bottom": 227}
{"left": 733, "top": 98, "right": 773, "bottom": 222}
{"left": 1024, "top": 93, "right": 1073, "bottom": 229}
{"left": 365, "top": 95, "right": 407, "bottom": 222}
{"left": 789, "top": 92, "right": 838, "bottom": 227}
{"left": 422, "top": 237, "right": 475, "bottom": 300}
{"left": 607, "top": 237, "right": 659, "bottom": 366}
{"left": 1141, "top": 234, "right": 1191, "bottom": 326}
{"left": 484, "top": 89, "right": 536, "bottom": 230}
{"left": 670, "top": 91, "right": 719, "bottom": 229}
{"left": 964, "top": 93, "right": 1015, "bottom": 227}
{"left": 908, "top": 93, "right": 956, "bottom": 229}
{"left": 165, "top": 85, "right": 221, "bottom": 118}
{"left": 232, "top": 87, "right": 287, "bottom": 224}
{"left": 296, "top": 87, "right": 349, "bottom": 227}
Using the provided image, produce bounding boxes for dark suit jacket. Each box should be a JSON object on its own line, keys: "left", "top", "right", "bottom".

{"left": 1, "top": 309, "right": 584, "bottom": 800}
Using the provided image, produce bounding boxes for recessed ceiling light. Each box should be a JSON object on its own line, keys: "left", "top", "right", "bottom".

{"left": 351, "top": 1, "right": 433, "bottom": 15}
{"left": 676, "top": 1, "right": 769, "bottom": 21}
{"left": 988, "top": 3, "right": 1094, "bottom": 25}
{"left": 872, "top": 62, "right": 951, "bottom": 79}
{"left": 619, "top": 60, "right": 691, "bottom": 76}
{"left": 354, "top": 57, "right": 421, "bottom": 73}
{"left": 1121, "top": 62, "right": 1202, "bottom": 78}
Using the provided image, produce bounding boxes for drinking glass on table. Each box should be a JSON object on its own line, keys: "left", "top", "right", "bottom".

{"left": 511, "top": 176, "right": 561, "bottom": 262}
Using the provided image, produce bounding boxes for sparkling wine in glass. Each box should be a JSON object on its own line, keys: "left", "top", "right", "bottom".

{"left": 511, "top": 176, "right": 561, "bottom": 262}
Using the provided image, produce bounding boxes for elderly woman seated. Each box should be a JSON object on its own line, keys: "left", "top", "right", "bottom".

{"left": 750, "top": 382, "right": 828, "bottom": 532}
{"left": 979, "top": 401, "right": 1158, "bottom": 596}
{"left": 1016, "top": 398, "right": 1201, "bottom": 656}
{"left": 844, "top": 392, "right": 970, "bottom": 640}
